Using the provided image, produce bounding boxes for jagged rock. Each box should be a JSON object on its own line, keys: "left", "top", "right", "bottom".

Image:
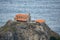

{"left": 0, "top": 21, "right": 60, "bottom": 40}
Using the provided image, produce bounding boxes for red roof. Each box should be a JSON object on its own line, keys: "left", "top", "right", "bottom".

{"left": 35, "top": 19, "right": 45, "bottom": 23}
{"left": 15, "top": 14, "right": 29, "bottom": 21}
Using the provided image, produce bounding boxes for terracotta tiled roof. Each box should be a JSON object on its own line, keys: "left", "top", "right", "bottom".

{"left": 14, "top": 14, "right": 29, "bottom": 21}
{"left": 35, "top": 19, "right": 45, "bottom": 23}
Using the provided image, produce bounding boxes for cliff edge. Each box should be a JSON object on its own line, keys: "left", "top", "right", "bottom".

{"left": 0, "top": 20, "right": 60, "bottom": 40}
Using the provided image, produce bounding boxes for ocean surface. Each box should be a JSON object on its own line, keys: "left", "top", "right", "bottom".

{"left": 0, "top": 0, "right": 60, "bottom": 34}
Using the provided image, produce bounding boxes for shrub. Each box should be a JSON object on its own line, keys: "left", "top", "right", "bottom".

{"left": 50, "top": 36, "right": 57, "bottom": 40}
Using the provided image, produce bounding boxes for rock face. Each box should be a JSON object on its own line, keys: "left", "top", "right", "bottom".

{"left": 0, "top": 20, "right": 60, "bottom": 40}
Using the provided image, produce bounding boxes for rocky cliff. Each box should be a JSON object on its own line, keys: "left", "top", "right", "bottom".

{"left": 0, "top": 20, "right": 60, "bottom": 40}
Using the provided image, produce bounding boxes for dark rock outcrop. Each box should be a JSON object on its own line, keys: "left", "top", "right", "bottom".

{"left": 0, "top": 20, "right": 60, "bottom": 40}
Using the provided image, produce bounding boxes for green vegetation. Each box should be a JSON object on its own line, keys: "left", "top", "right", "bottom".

{"left": 57, "top": 37, "right": 60, "bottom": 40}
{"left": 50, "top": 36, "right": 57, "bottom": 40}
{"left": 50, "top": 36, "right": 60, "bottom": 40}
